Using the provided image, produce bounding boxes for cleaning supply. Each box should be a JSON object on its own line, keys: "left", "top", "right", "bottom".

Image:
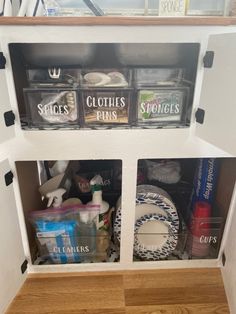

{"left": 30, "top": 205, "right": 100, "bottom": 264}
{"left": 87, "top": 175, "right": 110, "bottom": 230}
{"left": 35, "top": 220, "right": 80, "bottom": 264}
{"left": 46, "top": 188, "right": 66, "bottom": 208}
{"left": 77, "top": 214, "right": 97, "bottom": 262}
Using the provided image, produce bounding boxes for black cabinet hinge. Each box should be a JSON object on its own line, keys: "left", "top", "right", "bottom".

{"left": 222, "top": 252, "right": 226, "bottom": 267}
{"left": 4, "top": 110, "right": 15, "bottom": 127}
{"left": 203, "top": 51, "right": 214, "bottom": 68}
{"left": 21, "top": 260, "right": 28, "bottom": 274}
{"left": 0, "top": 52, "right": 6, "bottom": 69}
{"left": 4, "top": 171, "right": 14, "bottom": 186}
{"left": 195, "top": 108, "right": 205, "bottom": 124}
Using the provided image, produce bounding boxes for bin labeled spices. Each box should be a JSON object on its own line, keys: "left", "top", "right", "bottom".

{"left": 137, "top": 88, "right": 188, "bottom": 125}
{"left": 82, "top": 89, "right": 132, "bottom": 126}
{"left": 24, "top": 88, "right": 79, "bottom": 128}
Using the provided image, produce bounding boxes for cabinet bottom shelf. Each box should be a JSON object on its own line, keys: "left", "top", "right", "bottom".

{"left": 15, "top": 157, "right": 236, "bottom": 266}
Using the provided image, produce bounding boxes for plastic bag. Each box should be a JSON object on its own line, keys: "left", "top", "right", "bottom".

{"left": 29, "top": 204, "right": 99, "bottom": 263}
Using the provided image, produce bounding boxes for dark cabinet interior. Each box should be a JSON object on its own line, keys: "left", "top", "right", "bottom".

{"left": 9, "top": 42, "right": 200, "bottom": 129}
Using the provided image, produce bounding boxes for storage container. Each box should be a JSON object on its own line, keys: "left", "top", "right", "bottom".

{"left": 81, "top": 88, "right": 132, "bottom": 128}
{"left": 132, "top": 214, "right": 224, "bottom": 261}
{"left": 35, "top": 233, "right": 117, "bottom": 264}
{"left": 35, "top": 235, "right": 98, "bottom": 264}
{"left": 24, "top": 88, "right": 79, "bottom": 129}
{"left": 81, "top": 69, "right": 132, "bottom": 88}
{"left": 29, "top": 205, "right": 100, "bottom": 264}
{"left": 136, "top": 87, "right": 189, "bottom": 127}
{"left": 134, "top": 68, "right": 185, "bottom": 88}
{"left": 187, "top": 215, "right": 224, "bottom": 259}
{"left": 187, "top": 0, "right": 226, "bottom": 16}
{"left": 115, "top": 43, "right": 187, "bottom": 66}
{"left": 27, "top": 68, "right": 81, "bottom": 88}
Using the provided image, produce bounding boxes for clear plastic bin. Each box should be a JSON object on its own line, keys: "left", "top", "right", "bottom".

{"left": 81, "top": 69, "right": 132, "bottom": 88}
{"left": 187, "top": 0, "right": 226, "bottom": 16}
{"left": 133, "top": 215, "right": 224, "bottom": 261}
{"left": 27, "top": 68, "right": 81, "bottom": 88}
{"left": 35, "top": 233, "right": 113, "bottom": 264}
{"left": 24, "top": 88, "right": 79, "bottom": 129}
{"left": 81, "top": 88, "right": 132, "bottom": 128}
{"left": 187, "top": 215, "right": 224, "bottom": 259}
{"left": 136, "top": 87, "right": 189, "bottom": 127}
{"left": 134, "top": 68, "right": 185, "bottom": 88}
{"left": 30, "top": 205, "right": 115, "bottom": 264}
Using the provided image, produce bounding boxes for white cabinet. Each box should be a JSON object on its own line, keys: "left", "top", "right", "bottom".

{"left": 196, "top": 33, "right": 236, "bottom": 155}
{"left": 0, "top": 159, "right": 26, "bottom": 314}
{"left": 0, "top": 46, "right": 15, "bottom": 144}
{"left": 0, "top": 21, "right": 236, "bottom": 313}
{"left": 0, "top": 48, "right": 25, "bottom": 312}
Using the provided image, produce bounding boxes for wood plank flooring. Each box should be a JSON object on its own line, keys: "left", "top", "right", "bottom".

{"left": 6, "top": 268, "right": 229, "bottom": 314}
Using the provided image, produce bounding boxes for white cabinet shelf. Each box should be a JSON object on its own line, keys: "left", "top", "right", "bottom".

{"left": 3, "top": 129, "right": 231, "bottom": 161}
{"left": 0, "top": 22, "right": 236, "bottom": 313}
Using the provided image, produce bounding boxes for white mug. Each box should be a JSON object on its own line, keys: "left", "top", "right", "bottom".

{"left": 0, "top": 0, "right": 12, "bottom": 16}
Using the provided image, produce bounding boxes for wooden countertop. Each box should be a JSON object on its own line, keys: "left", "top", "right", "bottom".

{"left": 0, "top": 16, "right": 236, "bottom": 26}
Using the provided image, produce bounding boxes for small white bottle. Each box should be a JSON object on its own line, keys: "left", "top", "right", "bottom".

{"left": 43, "top": 0, "right": 60, "bottom": 16}
{"left": 87, "top": 175, "right": 110, "bottom": 230}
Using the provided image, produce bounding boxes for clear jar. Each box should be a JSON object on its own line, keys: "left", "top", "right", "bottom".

{"left": 43, "top": 0, "right": 61, "bottom": 16}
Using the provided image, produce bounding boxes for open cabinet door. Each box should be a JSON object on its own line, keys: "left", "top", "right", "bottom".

{"left": 0, "top": 159, "right": 27, "bottom": 313}
{"left": 0, "top": 45, "right": 15, "bottom": 144}
{"left": 221, "top": 186, "right": 236, "bottom": 313}
{"left": 196, "top": 33, "right": 236, "bottom": 156}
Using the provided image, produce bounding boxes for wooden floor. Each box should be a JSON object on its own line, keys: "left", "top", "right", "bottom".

{"left": 7, "top": 268, "right": 229, "bottom": 314}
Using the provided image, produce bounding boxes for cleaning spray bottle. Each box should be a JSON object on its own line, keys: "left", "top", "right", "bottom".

{"left": 87, "top": 175, "right": 110, "bottom": 231}
{"left": 46, "top": 188, "right": 66, "bottom": 208}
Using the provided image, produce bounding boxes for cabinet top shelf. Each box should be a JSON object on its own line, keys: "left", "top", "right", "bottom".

{"left": 0, "top": 16, "right": 236, "bottom": 26}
